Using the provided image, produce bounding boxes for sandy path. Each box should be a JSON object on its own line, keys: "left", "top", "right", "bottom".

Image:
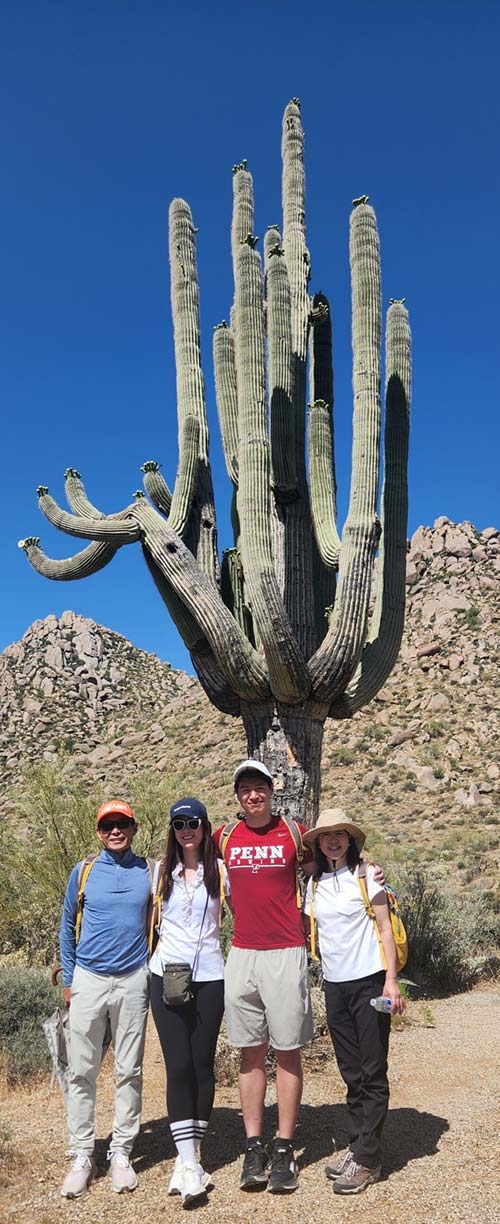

{"left": 1, "top": 985, "right": 499, "bottom": 1224}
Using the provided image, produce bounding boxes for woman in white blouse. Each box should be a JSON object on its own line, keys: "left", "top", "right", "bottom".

{"left": 149, "top": 797, "right": 228, "bottom": 1207}
{"left": 303, "top": 809, "right": 405, "bottom": 1197}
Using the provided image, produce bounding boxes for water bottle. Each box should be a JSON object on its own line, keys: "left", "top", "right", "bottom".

{"left": 370, "top": 996, "right": 392, "bottom": 1014}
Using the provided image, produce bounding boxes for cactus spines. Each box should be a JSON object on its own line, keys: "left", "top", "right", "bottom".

{"left": 21, "top": 102, "right": 411, "bottom": 824}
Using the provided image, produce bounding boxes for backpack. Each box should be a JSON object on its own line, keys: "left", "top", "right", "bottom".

{"left": 75, "top": 854, "right": 156, "bottom": 946}
{"left": 219, "top": 813, "right": 305, "bottom": 907}
{"left": 357, "top": 861, "right": 408, "bottom": 972}
{"left": 308, "top": 862, "right": 408, "bottom": 971}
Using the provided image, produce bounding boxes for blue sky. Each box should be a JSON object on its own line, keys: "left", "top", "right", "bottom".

{"left": 2, "top": 1, "right": 499, "bottom": 672}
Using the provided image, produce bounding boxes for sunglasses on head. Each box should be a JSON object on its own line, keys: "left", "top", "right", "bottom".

{"left": 171, "top": 817, "right": 203, "bottom": 832}
{"left": 99, "top": 817, "right": 134, "bottom": 833}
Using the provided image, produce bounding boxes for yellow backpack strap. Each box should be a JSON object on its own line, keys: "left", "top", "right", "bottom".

{"left": 219, "top": 819, "right": 240, "bottom": 863}
{"left": 218, "top": 862, "right": 226, "bottom": 925}
{"left": 281, "top": 814, "right": 305, "bottom": 906}
{"left": 357, "top": 861, "right": 388, "bottom": 970}
{"left": 308, "top": 880, "right": 320, "bottom": 962}
{"left": 149, "top": 862, "right": 165, "bottom": 954}
{"left": 75, "top": 855, "right": 99, "bottom": 944}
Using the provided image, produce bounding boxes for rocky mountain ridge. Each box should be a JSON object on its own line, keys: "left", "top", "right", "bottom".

{"left": 1, "top": 517, "right": 499, "bottom": 892}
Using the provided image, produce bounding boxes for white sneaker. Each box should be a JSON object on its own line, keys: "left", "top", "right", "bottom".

{"left": 194, "top": 1145, "right": 214, "bottom": 1190}
{"left": 181, "top": 1161, "right": 206, "bottom": 1207}
{"left": 61, "top": 1152, "right": 94, "bottom": 1198}
{"left": 108, "top": 1149, "right": 138, "bottom": 1193}
{"left": 168, "top": 1154, "right": 185, "bottom": 1196}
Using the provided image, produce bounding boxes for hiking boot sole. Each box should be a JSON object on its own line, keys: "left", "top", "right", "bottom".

{"left": 333, "top": 1172, "right": 380, "bottom": 1195}
{"left": 182, "top": 1188, "right": 207, "bottom": 1207}
{"left": 267, "top": 1179, "right": 298, "bottom": 1193}
{"left": 240, "top": 1175, "right": 269, "bottom": 1190}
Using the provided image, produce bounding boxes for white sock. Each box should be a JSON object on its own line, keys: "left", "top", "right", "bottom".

{"left": 175, "top": 1138, "right": 197, "bottom": 1164}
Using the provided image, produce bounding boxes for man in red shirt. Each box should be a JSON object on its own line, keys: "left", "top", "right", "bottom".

{"left": 213, "top": 760, "right": 313, "bottom": 1194}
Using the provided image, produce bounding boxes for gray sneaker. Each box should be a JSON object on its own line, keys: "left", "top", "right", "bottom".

{"left": 109, "top": 1149, "right": 138, "bottom": 1193}
{"left": 60, "top": 1152, "right": 94, "bottom": 1198}
{"left": 333, "top": 1159, "right": 382, "bottom": 1195}
{"left": 325, "top": 1150, "right": 354, "bottom": 1180}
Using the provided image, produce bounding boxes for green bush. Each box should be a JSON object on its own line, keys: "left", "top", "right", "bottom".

{"left": 393, "top": 868, "right": 500, "bottom": 993}
{"left": 0, "top": 760, "right": 185, "bottom": 965}
{"left": 0, "top": 966, "right": 56, "bottom": 1083}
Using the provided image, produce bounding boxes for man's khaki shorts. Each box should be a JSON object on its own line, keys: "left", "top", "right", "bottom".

{"left": 224, "top": 945, "right": 314, "bottom": 1050}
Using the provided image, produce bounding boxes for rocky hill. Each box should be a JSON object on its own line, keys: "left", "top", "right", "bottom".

{"left": 1, "top": 517, "right": 499, "bottom": 892}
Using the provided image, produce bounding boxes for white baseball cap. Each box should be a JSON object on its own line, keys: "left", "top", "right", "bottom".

{"left": 233, "top": 759, "right": 273, "bottom": 788}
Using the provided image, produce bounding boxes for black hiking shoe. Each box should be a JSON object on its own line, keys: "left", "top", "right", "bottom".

{"left": 240, "top": 1140, "right": 269, "bottom": 1190}
{"left": 267, "top": 1139, "right": 299, "bottom": 1193}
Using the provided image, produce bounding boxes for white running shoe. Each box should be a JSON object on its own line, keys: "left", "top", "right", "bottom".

{"left": 168, "top": 1154, "right": 185, "bottom": 1195}
{"left": 108, "top": 1149, "right": 138, "bottom": 1193}
{"left": 181, "top": 1161, "right": 206, "bottom": 1207}
{"left": 60, "top": 1152, "right": 94, "bottom": 1198}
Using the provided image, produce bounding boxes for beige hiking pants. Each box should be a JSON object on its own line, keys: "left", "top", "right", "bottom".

{"left": 67, "top": 963, "right": 149, "bottom": 1156}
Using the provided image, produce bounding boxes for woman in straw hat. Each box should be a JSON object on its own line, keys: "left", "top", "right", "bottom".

{"left": 303, "top": 809, "right": 405, "bottom": 1196}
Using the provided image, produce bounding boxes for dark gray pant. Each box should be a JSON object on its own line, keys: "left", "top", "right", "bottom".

{"left": 324, "top": 971, "right": 390, "bottom": 1168}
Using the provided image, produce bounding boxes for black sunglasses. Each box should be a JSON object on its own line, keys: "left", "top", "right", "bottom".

{"left": 171, "top": 817, "right": 203, "bottom": 832}
{"left": 99, "top": 817, "right": 134, "bottom": 833}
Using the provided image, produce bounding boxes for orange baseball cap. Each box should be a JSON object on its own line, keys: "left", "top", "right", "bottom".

{"left": 96, "top": 800, "right": 135, "bottom": 826}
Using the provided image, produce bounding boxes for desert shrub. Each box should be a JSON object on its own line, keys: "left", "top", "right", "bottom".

{"left": 392, "top": 868, "right": 500, "bottom": 993}
{"left": 0, "top": 761, "right": 184, "bottom": 965}
{"left": 0, "top": 966, "right": 56, "bottom": 1083}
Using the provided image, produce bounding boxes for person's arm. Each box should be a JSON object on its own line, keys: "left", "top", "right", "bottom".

{"left": 59, "top": 866, "right": 80, "bottom": 1005}
{"left": 371, "top": 892, "right": 406, "bottom": 1015}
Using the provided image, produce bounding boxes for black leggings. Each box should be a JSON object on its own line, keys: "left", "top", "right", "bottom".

{"left": 150, "top": 973, "right": 225, "bottom": 1123}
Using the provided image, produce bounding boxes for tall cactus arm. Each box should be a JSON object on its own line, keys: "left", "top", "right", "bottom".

{"left": 281, "top": 98, "right": 310, "bottom": 464}
{"left": 265, "top": 227, "right": 297, "bottom": 501}
{"left": 35, "top": 488, "right": 142, "bottom": 544}
{"left": 234, "top": 237, "right": 310, "bottom": 704}
{"left": 231, "top": 166, "right": 254, "bottom": 285}
{"left": 308, "top": 290, "right": 340, "bottom": 562}
{"left": 141, "top": 461, "right": 172, "bottom": 517}
{"left": 308, "top": 201, "right": 382, "bottom": 702}
{"left": 165, "top": 415, "right": 200, "bottom": 537}
{"left": 308, "top": 399, "right": 341, "bottom": 567}
{"left": 64, "top": 469, "right": 106, "bottom": 518}
{"left": 18, "top": 536, "right": 118, "bottom": 579}
{"left": 221, "top": 547, "right": 255, "bottom": 644}
{"left": 141, "top": 547, "right": 240, "bottom": 716}
{"left": 213, "top": 322, "right": 239, "bottom": 485}
{"left": 169, "top": 198, "right": 219, "bottom": 585}
{"left": 330, "top": 299, "right": 411, "bottom": 717}
{"left": 135, "top": 500, "right": 270, "bottom": 703}
{"left": 169, "top": 199, "right": 209, "bottom": 459}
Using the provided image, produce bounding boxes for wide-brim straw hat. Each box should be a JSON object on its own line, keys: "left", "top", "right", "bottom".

{"left": 302, "top": 807, "right": 366, "bottom": 852}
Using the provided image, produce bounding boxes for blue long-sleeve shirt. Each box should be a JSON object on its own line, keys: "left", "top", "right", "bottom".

{"left": 59, "top": 848, "right": 151, "bottom": 986}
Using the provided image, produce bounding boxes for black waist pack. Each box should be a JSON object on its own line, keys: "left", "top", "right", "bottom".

{"left": 162, "top": 963, "right": 193, "bottom": 1006}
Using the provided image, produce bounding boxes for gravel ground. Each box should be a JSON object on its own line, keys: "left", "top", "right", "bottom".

{"left": 1, "top": 985, "right": 499, "bottom": 1224}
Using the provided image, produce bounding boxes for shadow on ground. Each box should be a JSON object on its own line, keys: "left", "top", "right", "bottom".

{"left": 103, "top": 1102, "right": 449, "bottom": 1180}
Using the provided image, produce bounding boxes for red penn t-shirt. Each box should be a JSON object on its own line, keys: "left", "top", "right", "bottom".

{"left": 213, "top": 817, "right": 311, "bottom": 950}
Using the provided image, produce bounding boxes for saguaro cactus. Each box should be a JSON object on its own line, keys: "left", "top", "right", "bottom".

{"left": 19, "top": 101, "right": 411, "bottom": 825}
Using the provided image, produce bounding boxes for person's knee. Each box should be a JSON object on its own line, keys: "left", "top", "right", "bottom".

{"left": 240, "top": 1043, "right": 267, "bottom": 1073}
{"left": 275, "top": 1048, "right": 302, "bottom": 1073}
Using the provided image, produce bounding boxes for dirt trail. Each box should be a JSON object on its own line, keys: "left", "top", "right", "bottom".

{"left": 1, "top": 985, "right": 499, "bottom": 1224}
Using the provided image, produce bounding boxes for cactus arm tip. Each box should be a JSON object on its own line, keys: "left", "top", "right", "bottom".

{"left": 352, "top": 194, "right": 370, "bottom": 207}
